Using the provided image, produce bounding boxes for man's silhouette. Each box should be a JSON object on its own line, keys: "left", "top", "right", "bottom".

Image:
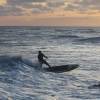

{"left": 38, "top": 51, "right": 51, "bottom": 68}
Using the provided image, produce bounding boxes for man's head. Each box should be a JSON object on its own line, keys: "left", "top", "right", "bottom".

{"left": 39, "top": 51, "right": 41, "bottom": 53}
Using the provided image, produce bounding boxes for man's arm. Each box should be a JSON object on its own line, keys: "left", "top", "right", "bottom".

{"left": 42, "top": 53, "right": 48, "bottom": 59}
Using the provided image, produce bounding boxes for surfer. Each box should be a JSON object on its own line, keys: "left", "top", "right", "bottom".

{"left": 38, "top": 51, "right": 51, "bottom": 68}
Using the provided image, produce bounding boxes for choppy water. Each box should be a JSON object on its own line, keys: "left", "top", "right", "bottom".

{"left": 0, "top": 26, "right": 100, "bottom": 100}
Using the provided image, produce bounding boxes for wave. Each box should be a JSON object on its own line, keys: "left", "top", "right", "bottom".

{"left": 0, "top": 55, "right": 44, "bottom": 89}
{"left": 0, "top": 55, "right": 41, "bottom": 72}
{"left": 0, "top": 55, "right": 20, "bottom": 71}
{"left": 52, "top": 35, "right": 79, "bottom": 40}
{"left": 0, "top": 55, "right": 49, "bottom": 99}
{"left": 0, "top": 55, "right": 62, "bottom": 99}
{"left": 88, "top": 82, "right": 100, "bottom": 89}
{"left": 75, "top": 37, "right": 100, "bottom": 44}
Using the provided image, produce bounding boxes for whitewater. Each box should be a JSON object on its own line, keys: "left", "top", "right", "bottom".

{"left": 0, "top": 26, "right": 100, "bottom": 100}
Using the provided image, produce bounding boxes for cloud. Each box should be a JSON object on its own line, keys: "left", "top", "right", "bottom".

{"left": 64, "top": 0, "right": 100, "bottom": 12}
{"left": 6, "top": 0, "right": 49, "bottom": 15}
{"left": 0, "top": 6, "right": 25, "bottom": 16}
{"left": 47, "top": 0, "right": 64, "bottom": 8}
{"left": 7, "top": 0, "right": 46, "bottom": 5}
{"left": 0, "top": 0, "right": 100, "bottom": 16}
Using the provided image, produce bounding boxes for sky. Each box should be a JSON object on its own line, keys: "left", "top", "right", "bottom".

{"left": 0, "top": 0, "right": 100, "bottom": 26}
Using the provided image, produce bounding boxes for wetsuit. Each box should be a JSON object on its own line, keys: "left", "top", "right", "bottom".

{"left": 38, "top": 51, "right": 51, "bottom": 67}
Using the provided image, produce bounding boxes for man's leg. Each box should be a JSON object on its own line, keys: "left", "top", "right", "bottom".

{"left": 39, "top": 62, "right": 42, "bottom": 68}
{"left": 43, "top": 60, "right": 51, "bottom": 68}
{"left": 38, "top": 59, "right": 43, "bottom": 68}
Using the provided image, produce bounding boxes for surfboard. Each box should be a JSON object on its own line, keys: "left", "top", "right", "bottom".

{"left": 44, "top": 64, "right": 79, "bottom": 73}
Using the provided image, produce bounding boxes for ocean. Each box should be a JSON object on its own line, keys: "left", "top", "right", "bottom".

{"left": 0, "top": 26, "right": 100, "bottom": 100}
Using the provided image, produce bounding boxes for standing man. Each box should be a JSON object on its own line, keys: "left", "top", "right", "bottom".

{"left": 38, "top": 51, "right": 51, "bottom": 68}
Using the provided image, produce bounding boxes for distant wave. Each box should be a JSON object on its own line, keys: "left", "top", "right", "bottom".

{"left": 77, "top": 28, "right": 97, "bottom": 33}
{"left": 75, "top": 37, "right": 100, "bottom": 44}
{"left": 88, "top": 82, "right": 100, "bottom": 89}
{"left": 55, "top": 28, "right": 97, "bottom": 33}
{"left": 52, "top": 35, "right": 79, "bottom": 39}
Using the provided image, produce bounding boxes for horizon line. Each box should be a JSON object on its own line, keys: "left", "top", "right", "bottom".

{"left": 0, "top": 25, "right": 100, "bottom": 27}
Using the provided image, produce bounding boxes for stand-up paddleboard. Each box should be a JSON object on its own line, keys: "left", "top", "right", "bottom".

{"left": 44, "top": 64, "right": 79, "bottom": 73}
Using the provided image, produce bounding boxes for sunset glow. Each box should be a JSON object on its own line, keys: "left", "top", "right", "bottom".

{"left": 0, "top": 0, "right": 6, "bottom": 5}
